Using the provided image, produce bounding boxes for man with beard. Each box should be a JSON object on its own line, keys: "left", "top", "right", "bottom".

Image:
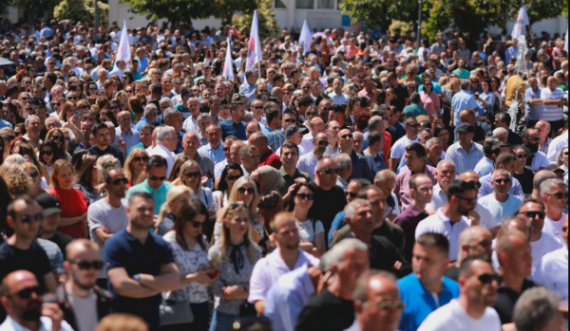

{"left": 415, "top": 180, "right": 474, "bottom": 261}
{"left": 0, "top": 270, "right": 72, "bottom": 330}
{"left": 521, "top": 129, "right": 549, "bottom": 172}
{"left": 417, "top": 256, "right": 501, "bottom": 331}
{"left": 104, "top": 192, "right": 181, "bottom": 330}
{"left": 298, "top": 132, "right": 329, "bottom": 180}
{"left": 57, "top": 240, "right": 113, "bottom": 331}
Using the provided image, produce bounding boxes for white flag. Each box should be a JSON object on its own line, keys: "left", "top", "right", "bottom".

{"left": 223, "top": 36, "right": 234, "bottom": 81}
{"left": 298, "top": 21, "right": 312, "bottom": 55}
{"left": 115, "top": 21, "right": 131, "bottom": 71}
{"left": 245, "top": 10, "right": 263, "bottom": 72}
{"left": 511, "top": 6, "right": 529, "bottom": 40}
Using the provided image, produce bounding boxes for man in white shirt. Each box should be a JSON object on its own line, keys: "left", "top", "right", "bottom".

{"left": 518, "top": 200, "right": 563, "bottom": 278}
{"left": 416, "top": 180, "right": 474, "bottom": 261}
{"left": 540, "top": 178, "right": 567, "bottom": 244}
{"left": 546, "top": 129, "right": 568, "bottom": 163}
{"left": 182, "top": 97, "right": 201, "bottom": 133}
{"left": 390, "top": 117, "right": 420, "bottom": 172}
{"left": 417, "top": 256, "right": 501, "bottom": 331}
{"left": 298, "top": 132, "right": 329, "bottom": 179}
{"left": 301, "top": 117, "right": 325, "bottom": 154}
{"left": 521, "top": 129, "right": 550, "bottom": 171}
{"left": 540, "top": 77, "right": 565, "bottom": 135}
{"left": 108, "top": 59, "right": 127, "bottom": 82}
{"left": 147, "top": 126, "right": 177, "bottom": 178}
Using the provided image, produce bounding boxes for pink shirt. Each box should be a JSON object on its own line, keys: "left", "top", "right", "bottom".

{"left": 394, "top": 165, "right": 438, "bottom": 211}
{"left": 419, "top": 91, "right": 440, "bottom": 116}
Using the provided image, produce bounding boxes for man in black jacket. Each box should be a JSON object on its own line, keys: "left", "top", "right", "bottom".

{"left": 56, "top": 239, "right": 112, "bottom": 331}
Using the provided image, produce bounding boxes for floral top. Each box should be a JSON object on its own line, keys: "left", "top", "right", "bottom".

{"left": 163, "top": 231, "right": 209, "bottom": 304}
{"left": 157, "top": 213, "right": 176, "bottom": 236}
{"left": 208, "top": 242, "right": 261, "bottom": 315}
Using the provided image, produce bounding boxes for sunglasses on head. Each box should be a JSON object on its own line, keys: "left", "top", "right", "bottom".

{"left": 322, "top": 168, "right": 340, "bottom": 175}
{"left": 494, "top": 178, "right": 511, "bottom": 185}
{"left": 184, "top": 171, "right": 200, "bottom": 178}
{"left": 20, "top": 213, "right": 43, "bottom": 223}
{"left": 41, "top": 149, "right": 54, "bottom": 155}
{"left": 296, "top": 193, "right": 314, "bottom": 201}
{"left": 149, "top": 175, "right": 166, "bottom": 181}
{"left": 237, "top": 187, "right": 255, "bottom": 194}
{"left": 8, "top": 285, "right": 43, "bottom": 299}
{"left": 341, "top": 133, "right": 353, "bottom": 139}
{"left": 110, "top": 178, "right": 128, "bottom": 185}
{"left": 71, "top": 260, "right": 104, "bottom": 270}
{"left": 478, "top": 273, "right": 500, "bottom": 284}
{"left": 522, "top": 211, "right": 545, "bottom": 219}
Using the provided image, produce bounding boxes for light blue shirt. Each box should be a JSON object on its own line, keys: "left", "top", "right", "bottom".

{"left": 444, "top": 141, "right": 484, "bottom": 175}
{"left": 451, "top": 90, "right": 477, "bottom": 126}
{"left": 474, "top": 157, "right": 495, "bottom": 178}
{"left": 505, "top": 46, "right": 519, "bottom": 61}
{"left": 134, "top": 117, "right": 150, "bottom": 132}
{"left": 478, "top": 171, "right": 525, "bottom": 201}
{"left": 328, "top": 92, "right": 350, "bottom": 105}
{"left": 525, "top": 86, "right": 545, "bottom": 121}
{"left": 114, "top": 126, "right": 140, "bottom": 152}
{"left": 239, "top": 81, "right": 257, "bottom": 101}
{"left": 198, "top": 143, "right": 225, "bottom": 164}
{"left": 478, "top": 193, "right": 523, "bottom": 223}
{"left": 264, "top": 264, "right": 315, "bottom": 331}
{"left": 0, "top": 119, "right": 13, "bottom": 129}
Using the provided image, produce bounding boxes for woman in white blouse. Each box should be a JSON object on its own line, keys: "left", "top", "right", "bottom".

{"left": 287, "top": 182, "right": 325, "bottom": 257}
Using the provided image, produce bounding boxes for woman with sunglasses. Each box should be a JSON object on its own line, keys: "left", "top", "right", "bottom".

{"left": 213, "top": 163, "right": 244, "bottom": 211}
{"left": 287, "top": 182, "right": 325, "bottom": 257}
{"left": 163, "top": 199, "right": 216, "bottom": 331}
{"left": 38, "top": 140, "right": 62, "bottom": 177}
{"left": 124, "top": 148, "right": 149, "bottom": 187}
{"left": 46, "top": 128, "right": 72, "bottom": 162}
{"left": 47, "top": 159, "right": 88, "bottom": 238}
{"left": 107, "top": 100, "right": 122, "bottom": 118}
{"left": 87, "top": 82, "right": 98, "bottom": 97}
{"left": 208, "top": 203, "right": 262, "bottom": 331}
{"left": 344, "top": 97, "right": 361, "bottom": 126}
{"left": 512, "top": 146, "right": 534, "bottom": 199}
{"left": 557, "top": 147, "right": 568, "bottom": 176}
{"left": 76, "top": 99, "right": 91, "bottom": 117}
{"left": 74, "top": 155, "right": 101, "bottom": 205}
{"left": 178, "top": 160, "right": 216, "bottom": 215}
{"left": 156, "top": 186, "right": 193, "bottom": 236}
{"left": 22, "top": 162, "right": 46, "bottom": 197}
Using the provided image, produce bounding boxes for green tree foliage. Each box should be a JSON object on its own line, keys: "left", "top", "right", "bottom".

{"left": 215, "top": 0, "right": 258, "bottom": 25}
{"left": 118, "top": 0, "right": 216, "bottom": 28}
{"left": 10, "top": 0, "right": 60, "bottom": 26}
{"left": 54, "top": 0, "right": 109, "bottom": 26}
{"left": 233, "top": 0, "right": 280, "bottom": 40}
{"left": 340, "top": 0, "right": 419, "bottom": 33}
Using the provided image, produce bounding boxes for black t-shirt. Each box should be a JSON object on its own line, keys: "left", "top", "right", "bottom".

{"left": 45, "top": 232, "right": 75, "bottom": 259}
{"left": 307, "top": 182, "right": 347, "bottom": 237}
{"left": 295, "top": 289, "right": 354, "bottom": 331}
{"left": 88, "top": 145, "right": 125, "bottom": 165}
{"left": 513, "top": 168, "right": 534, "bottom": 194}
{"left": 372, "top": 220, "right": 405, "bottom": 255}
{"left": 494, "top": 279, "right": 537, "bottom": 324}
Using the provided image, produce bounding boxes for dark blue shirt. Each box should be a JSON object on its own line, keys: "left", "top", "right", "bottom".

{"left": 219, "top": 119, "right": 247, "bottom": 140}
{"left": 104, "top": 229, "right": 174, "bottom": 330}
{"left": 88, "top": 144, "right": 125, "bottom": 165}
{"left": 348, "top": 150, "right": 374, "bottom": 182}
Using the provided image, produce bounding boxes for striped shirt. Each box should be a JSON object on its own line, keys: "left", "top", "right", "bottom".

{"left": 540, "top": 87, "right": 564, "bottom": 122}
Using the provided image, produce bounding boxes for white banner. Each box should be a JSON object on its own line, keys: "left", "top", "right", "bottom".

{"left": 511, "top": 6, "right": 529, "bottom": 40}
{"left": 298, "top": 20, "right": 312, "bottom": 55}
{"left": 222, "top": 36, "right": 234, "bottom": 81}
{"left": 115, "top": 21, "right": 131, "bottom": 70}
{"left": 245, "top": 10, "right": 263, "bottom": 72}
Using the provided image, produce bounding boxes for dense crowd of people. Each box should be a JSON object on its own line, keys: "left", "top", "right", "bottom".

{"left": 0, "top": 17, "right": 567, "bottom": 331}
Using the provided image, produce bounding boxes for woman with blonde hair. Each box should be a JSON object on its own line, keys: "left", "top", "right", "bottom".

{"left": 47, "top": 159, "right": 88, "bottom": 237}
{"left": 155, "top": 186, "right": 193, "bottom": 236}
{"left": 76, "top": 99, "right": 91, "bottom": 117}
{"left": 178, "top": 160, "right": 215, "bottom": 214}
{"left": 208, "top": 203, "right": 261, "bottom": 331}
{"left": 124, "top": 148, "right": 148, "bottom": 187}
{"left": 128, "top": 95, "right": 144, "bottom": 124}
{"left": 115, "top": 90, "right": 129, "bottom": 111}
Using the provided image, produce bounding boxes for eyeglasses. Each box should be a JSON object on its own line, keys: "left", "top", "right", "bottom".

{"left": 321, "top": 106, "right": 331, "bottom": 111}
{"left": 110, "top": 178, "right": 128, "bottom": 185}
{"left": 29, "top": 171, "right": 39, "bottom": 178}
{"left": 296, "top": 193, "right": 314, "bottom": 201}
{"left": 369, "top": 300, "right": 406, "bottom": 311}
{"left": 455, "top": 196, "right": 477, "bottom": 205}
{"left": 478, "top": 273, "right": 500, "bottom": 284}
{"left": 522, "top": 211, "right": 545, "bottom": 219}
{"left": 51, "top": 135, "right": 62, "bottom": 141}
{"left": 306, "top": 111, "right": 317, "bottom": 116}
{"left": 20, "top": 213, "right": 43, "bottom": 223}
{"left": 516, "top": 154, "right": 528, "bottom": 159}
{"left": 322, "top": 168, "right": 340, "bottom": 175}
{"left": 71, "top": 260, "right": 104, "bottom": 270}
{"left": 341, "top": 133, "right": 353, "bottom": 139}
{"left": 41, "top": 149, "right": 54, "bottom": 155}
{"left": 89, "top": 87, "right": 98, "bottom": 91}
{"left": 230, "top": 203, "right": 248, "bottom": 209}
{"left": 237, "top": 187, "right": 255, "bottom": 195}
{"left": 7, "top": 285, "right": 43, "bottom": 299}
{"left": 149, "top": 175, "right": 166, "bottom": 181}
{"left": 317, "top": 140, "right": 329, "bottom": 147}
{"left": 126, "top": 89, "right": 134, "bottom": 93}
{"left": 183, "top": 171, "right": 200, "bottom": 178}
{"left": 284, "top": 119, "right": 296, "bottom": 123}
{"left": 547, "top": 192, "right": 568, "bottom": 200}
{"left": 134, "top": 156, "right": 149, "bottom": 163}
{"left": 347, "top": 192, "right": 358, "bottom": 198}
{"left": 493, "top": 178, "right": 511, "bottom": 185}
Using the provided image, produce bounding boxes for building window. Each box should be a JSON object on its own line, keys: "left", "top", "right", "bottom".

{"left": 296, "top": 0, "right": 314, "bottom": 9}
{"left": 317, "top": 0, "right": 334, "bottom": 9}
{"left": 275, "top": 0, "right": 286, "bottom": 8}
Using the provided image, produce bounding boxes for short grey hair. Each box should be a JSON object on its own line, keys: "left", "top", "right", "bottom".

{"left": 533, "top": 170, "right": 557, "bottom": 190}
{"left": 159, "top": 97, "right": 172, "bottom": 106}
{"left": 162, "top": 107, "right": 177, "bottom": 120}
{"left": 493, "top": 127, "right": 508, "bottom": 138}
{"left": 25, "top": 115, "right": 40, "bottom": 126}
{"left": 540, "top": 178, "right": 565, "bottom": 196}
{"left": 457, "top": 226, "right": 490, "bottom": 263}
{"left": 199, "top": 113, "right": 211, "bottom": 121}
{"left": 156, "top": 126, "right": 174, "bottom": 143}
{"left": 143, "top": 104, "right": 158, "bottom": 118}
{"left": 436, "top": 159, "right": 456, "bottom": 172}
{"left": 344, "top": 199, "right": 371, "bottom": 219}
{"left": 3, "top": 154, "right": 26, "bottom": 165}
{"left": 513, "top": 287, "right": 559, "bottom": 331}
{"left": 368, "top": 116, "right": 383, "bottom": 131}
{"left": 353, "top": 271, "right": 397, "bottom": 302}
{"left": 321, "top": 238, "right": 368, "bottom": 270}
{"left": 316, "top": 156, "right": 335, "bottom": 171}
{"left": 493, "top": 168, "right": 512, "bottom": 180}
{"left": 374, "top": 169, "right": 396, "bottom": 184}
{"left": 335, "top": 153, "right": 352, "bottom": 170}
{"left": 426, "top": 137, "right": 442, "bottom": 149}
{"left": 460, "top": 79, "right": 471, "bottom": 90}
{"left": 243, "top": 112, "right": 253, "bottom": 122}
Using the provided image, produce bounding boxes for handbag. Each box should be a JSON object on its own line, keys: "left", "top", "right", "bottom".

{"left": 239, "top": 300, "right": 257, "bottom": 317}
{"left": 159, "top": 293, "right": 194, "bottom": 326}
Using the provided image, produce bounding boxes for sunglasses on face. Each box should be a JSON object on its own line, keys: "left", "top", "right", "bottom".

{"left": 455, "top": 196, "right": 477, "bottom": 205}
{"left": 296, "top": 193, "right": 314, "bottom": 201}
{"left": 55, "top": 103, "right": 62, "bottom": 106}
{"left": 230, "top": 203, "right": 248, "bottom": 209}
{"left": 126, "top": 89, "right": 133, "bottom": 93}
{"left": 347, "top": 192, "right": 358, "bottom": 198}
{"left": 306, "top": 111, "right": 317, "bottom": 116}
{"left": 20, "top": 97, "right": 30, "bottom": 101}
{"left": 189, "top": 220, "right": 204, "bottom": 228}
{"left": 71, "top": 260, "right": 104, "bottom": 270}
{"left": 41, "top": 149, "right": 54, "bottom": 155}
{"left": 322, "top": 168, "right": 340, "bottom": 175}
{"left": 478, "top": 273, "right": 500, "bottom": 284}
{"left": 134, "top": 156, "right": 149, "bottom": 163}
{"left": 184, "top": 171, "right": 200, "bottom": 178}
{"left": 548, "top": 192, "right": 568, "bottom": 200}
{"left": 237, "top": 187, "right": 255, "bottom": 194}
{"left": 317, "top": 140, "right": 329, "bottom": 147}
{"left": 284, "top": 119, "right": 296, "bottom": 123}
{"left": 341, "top": 134, "right": 353, "bottom": 139}
{"left": 464, "top": 181, "right": 482, "bottom": 189}
{"left": 51, "top": 135, "right": 63, "bottom": 141}
{"left": 109, "top": 106, "right": 119, "bottom": 110}
{"left": 8, "top": 285, "right": 43, "bottom": 299}
{"left": 20, "top": 213, "right": 43, "bottom": 223}
{"left": 493, "top": 178, "right": 511, "bottom": 185}
{"left": 149, "top": 175, "right": 166, "bottom": 181}
{"left": 89, "top": 87, "right": 97, "bottom": 91}
{"left": 302, "top": 86, "right": 310, "bottom": 90}
{"left": 226, "top": 175, "right": 241, "bottom": 181}
{"left": 522, "top": 211, "right": 545, "bottom": 219}
{"left": 516, "top": 154, "right": 528, "bottom": 159}
{"left": 252, "top": 106, "right": 263, "bottom": 110}
{"left": 68, "top": 97, "right": 78, "bottom": 100}
{"left": 406, "top": 123, "right": 420, "bottom": 128}
{"left": 110, "top": 178, "right": 128, "bottom": 185}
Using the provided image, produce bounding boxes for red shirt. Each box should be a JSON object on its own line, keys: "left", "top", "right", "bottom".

{"left": 383, "top": 131, "right": 392, "bottom": 164}
{"left": 47, "top": 187, "right": 88, "bottom": 238}
{"left": 259, "top": 150, "right": 282, "bottom": 170}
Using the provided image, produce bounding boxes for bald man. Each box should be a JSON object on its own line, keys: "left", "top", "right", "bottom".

{"left": 0, "top": 270, "right": 72, "bottom": 330}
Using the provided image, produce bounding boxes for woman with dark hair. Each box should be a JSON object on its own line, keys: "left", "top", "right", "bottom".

{"left": 286, "top": 182, "right": 325, "bottom": 257}
{"left": 162, "top": 199, "right": 215, "bottom": 331}
{"left": 353, "top": 110, "right": 371, "bottom": 132}
{"left": 17, "top": 141, "right": 49, "bottom": 186}
{"left": 128, "top": 95, "right": 144, "bottom": 124}
{"left": 38, "top": 140, "right": 63, "bottom": 177}
{"left": 434, "top": 125, "right": 451, "bottom": 151}
{"left": 122, "top": 72, "right": 135, "bottom": 86}
{"left": 45, "top": 128, "right": 72, "bottom": 162}
{"left": 73, "top": 155, "right": 100, "bottom": 205}
{"left": 512, "top": 145, "right": 534, "bottom": 198}
{"left": 71, "top": 149, "right": 89, "bottom": 173}
{"left": 213, "top": 163, "right": 244, "bottom": 211}
{"left": 344, "top": 97, "right": 361, "bottom": 125}
{"left": 489, "top": 76, "right": 503, "bottom": 115}
{"left": 87, "top": 82, "right": 98, "bottom": 97}
{"left": 100, "top": 109, "right": 118, "bottom": 127}
{"left": 107, "top": 99, "right": 122, "bottom": 119}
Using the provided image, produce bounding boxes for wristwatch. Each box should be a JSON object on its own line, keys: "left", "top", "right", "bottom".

{"left": 133, "top": 274, "right": 141, "bottom": 281}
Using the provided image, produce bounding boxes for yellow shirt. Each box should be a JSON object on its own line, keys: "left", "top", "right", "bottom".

{"left": 505, "top": 75, "right": 526, "bottom": 106}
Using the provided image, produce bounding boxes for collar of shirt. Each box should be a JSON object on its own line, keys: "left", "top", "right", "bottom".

{"left": 434, "top": 208, "right": 468, "bottom": 226}
{"left": 402, "top": 204, "right": 428, "bottom": 218}
{"left": 205, "top": 143, "right": 222, "bottom": 151}
{"left": 266, "top": 248, "right": 312, "bottom": 272}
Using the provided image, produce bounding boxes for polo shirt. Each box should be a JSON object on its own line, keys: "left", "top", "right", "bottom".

{"left": 114, "top": 127, "right": 140, "bottom": 152}
{"left": 267, "top": 129, "right": 286, "bottom": 152}
{"left": 394, "top": 165, "right": 437, "bottom": 210}
{"left": 398, "top": 274, "right": 460, "bottom": 331}
{"left": 533, "top": 247, "right": 568, "bottom": 302}
{"left": 328, "top": 92, "right": 350, "bottom": 105}
{"left": 478, "top": 193, "right": 523, "bottom": 223}
{"left": 529, "top": 232, "right": 562, "bottom": 278}
{"left": 277, "top": 167, "right": 311, "bottom": 197}
{"left": 173, "top": 104, "right": 191, "bottom": 119}
{"left": 543, "top": 214, "right": 566, "bottom": 245}
{"left": 88, "top": 144, "right": 125, "bottom": 165}
{"left": 297, "top": 152, "right": 319, "bottom": 179}
{"left": 494, "top": 279, "right": 537, "bottom": 324}
{"left": 390, "top": 135, "right": 419, "bottom": 161}
{"left": 527, "top": 151, "right": 550, "bottom": 171}
{"left": 415, "top": 209, "right": 470, "bottom": 261}
{"left": 525, "top": 86, "right": 545, "bottom": 121}
{"left": 182, "top": 114, "right": 199, "bottom": 133}
{"left": 127, "top": 142, "right": 146, "bottom": 157}
{"left": 540, "top": 87, "right": 565, "bottom": 121}
{"left": 451, "top": 90, "right": 477, "bottom": 126}
{"left": 133, "top": 117, "right": 150, "bottom": 132}
{"left": 444, "top": 142, "right": 484, "bottom": 175}
{"left": 403, "top": 103, "right": 428, "bottom": 118}
{"left": 478, "top": 172, "right": 525, "bottom": 201}
{"left": 104, "top": 229, "right": 175, "bottom": 330}
{"left": 197, "top": 143, "right": 225, "bottom": 164}
{"left": 219, "top": 119, "right": 247, "bottom": 140}
{"left": 248, "top": 248, "right": 320, "bottom": 304}
{"left": 126, "top": 180, "right": 173, "bottom": 215}
{"left": 394, "top": 205, "right": 430, "bottom": 262}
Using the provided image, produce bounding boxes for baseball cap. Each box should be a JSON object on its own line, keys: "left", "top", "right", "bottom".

{"left": 36, "top": 193, "right": 62, "bottom": 217}
{"left": 285, "top": 125, "right": 308, "bottom": 139}
{"left": 456, "top": 123, "right": 474, "bottom": 134}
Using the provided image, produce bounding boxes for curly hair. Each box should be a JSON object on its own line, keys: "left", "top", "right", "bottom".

{"left": 0, "top": 163, "right": 32, "bottom": 198}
